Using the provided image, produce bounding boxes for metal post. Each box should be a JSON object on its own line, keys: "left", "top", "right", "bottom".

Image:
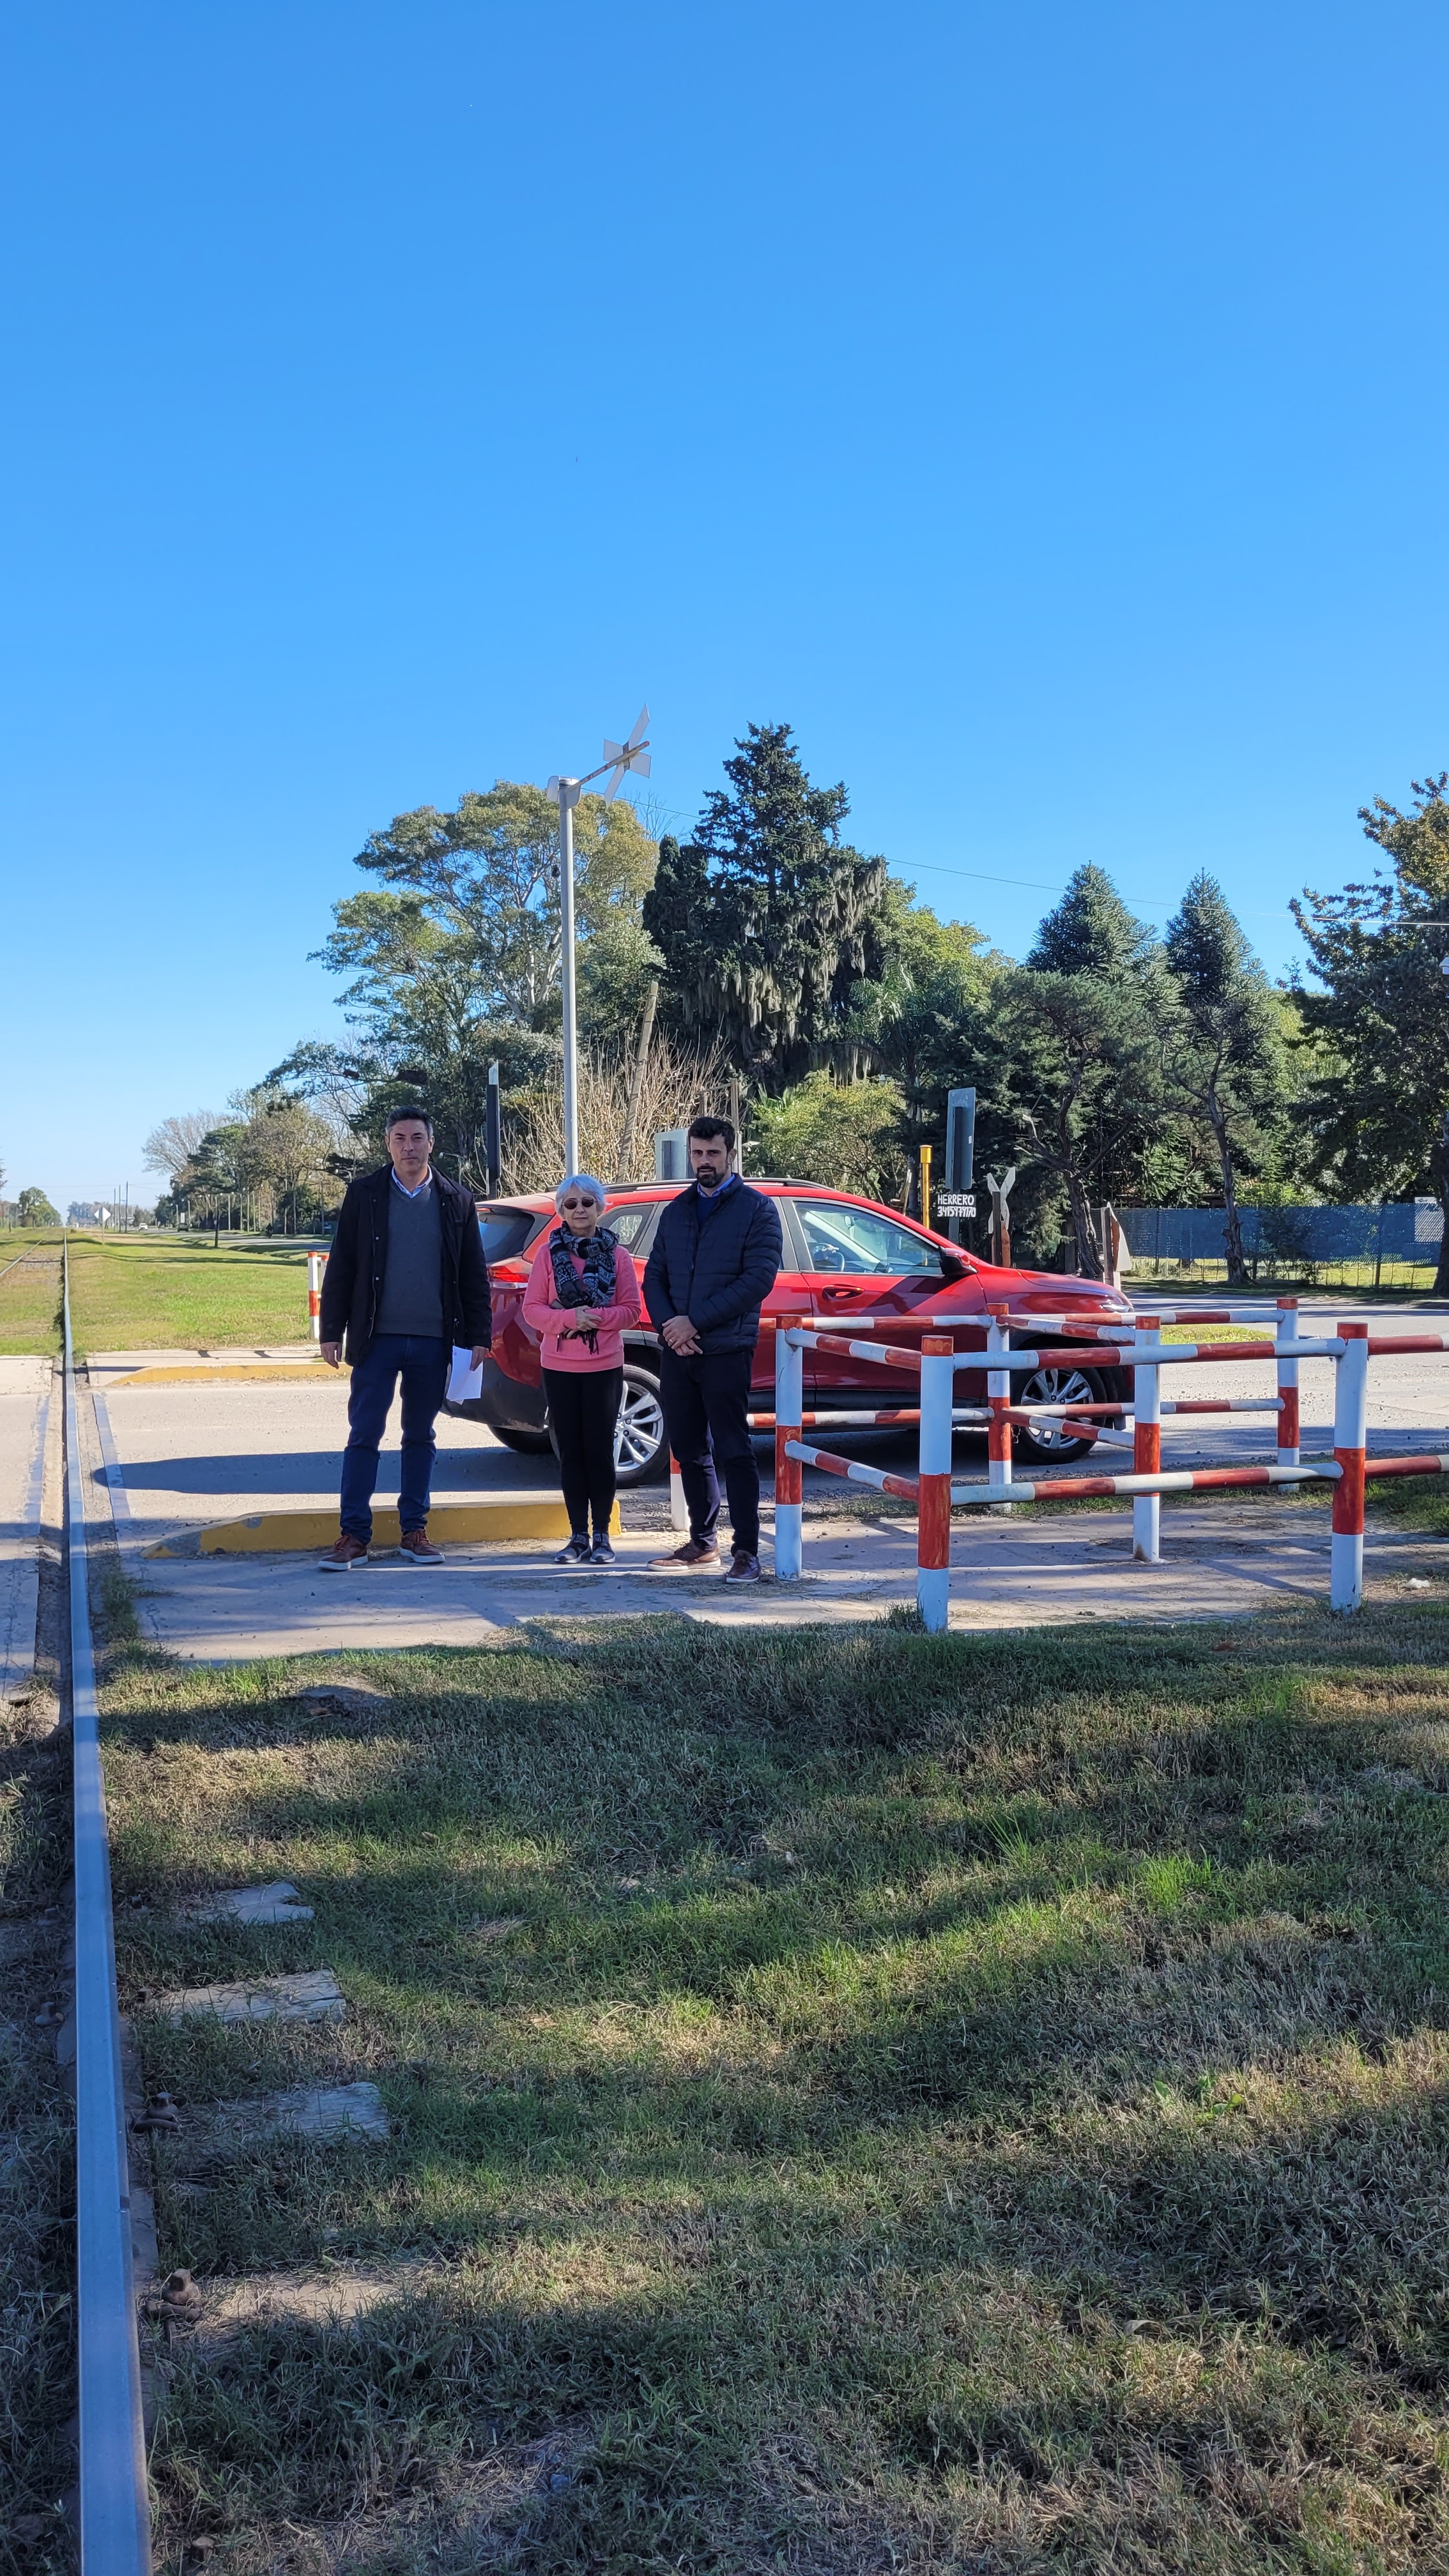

{"left": 486, "top": 1061, "right": 502, "bottom": 1195}
{"left": 670, "top": 1453, "right": 688, "bottom": 1531}
{"left": 918, "top": 1144, "right": 932, "bottom": 1232}
{"left": 1276, "top": 1294, "right": 1300, "bottom": 1465}
{"left": 774, "top": 1319, "right": 804, "bottom": 1577}
{"left": 557, "top": 781, "right": 581, "bottom": 1175}
{"left": 986, "top": 1307, "right": 1013, "bottom": 1512}
{"left": 307, "top": 1254, "right": 323, "bottom": 1342}
{"left": 1132, "top": 1316, "right": 1162, "bottom": 1563}
{"left": 1331, "top": 1321, "right": 1368, "bottom": 1612}
{"left": 917, "top": 1334, "right": 954, "bottom": 1632}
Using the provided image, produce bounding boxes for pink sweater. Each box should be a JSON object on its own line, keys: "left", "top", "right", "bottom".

{"left": 523, "top": 1232, "right": 642, "bottom": 1372}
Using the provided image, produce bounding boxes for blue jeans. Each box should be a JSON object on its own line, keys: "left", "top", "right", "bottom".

{"left": 339, "top": 1335, "right": 449, "bottom": 1542}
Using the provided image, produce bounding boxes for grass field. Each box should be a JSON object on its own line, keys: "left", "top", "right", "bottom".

{"left": 0, "top": 1232, "right": 319, "bottom": 1358}
{"left": 89, "top": 1599, "right": 1449, "bottom": 2573}
{"left": 0, "top": 1238, "right": 63, "bottom": 1356}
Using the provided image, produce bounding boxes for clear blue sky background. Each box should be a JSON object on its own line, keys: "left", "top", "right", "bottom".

{"left": 4, "top": 2, "right": 1448, "bottom": 1211}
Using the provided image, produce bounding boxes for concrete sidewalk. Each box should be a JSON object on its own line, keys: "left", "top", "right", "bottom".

{"left": 0, "top": 1356, "right": 50, "bottom": 1704}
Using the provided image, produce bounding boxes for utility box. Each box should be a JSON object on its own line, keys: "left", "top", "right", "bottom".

{"left": 654, "top": 1128, "right": 691, "bottom": 1181}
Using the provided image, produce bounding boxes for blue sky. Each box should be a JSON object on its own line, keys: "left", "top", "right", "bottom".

{"left": 4, "top": 2, "right": 1448, "bottom": 1209}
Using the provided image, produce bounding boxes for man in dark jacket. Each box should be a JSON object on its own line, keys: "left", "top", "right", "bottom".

{"left": 317, "top": 1107, "right": 491, "bottom": 1568}
{"left": 643, "top": 1115, "right": 783, "bottom": 1582}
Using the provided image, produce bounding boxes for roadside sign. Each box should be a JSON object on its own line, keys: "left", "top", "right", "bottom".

{"left": 936, "top": 1190, "right": 976, "bottom": 1217}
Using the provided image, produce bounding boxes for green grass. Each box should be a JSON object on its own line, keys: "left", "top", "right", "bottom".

{"left": 0, "top": 1236, "right": 63, "bottom": 1355}
{"left": 64, "top": 1232, "right": 317, "bottom": 1354}
{"left": 96, "top": 1603, "right": 1449, "bottom": 2572}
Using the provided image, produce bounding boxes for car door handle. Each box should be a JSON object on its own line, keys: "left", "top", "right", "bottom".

{"left": 822, "top": 1287, "right": 862, "bottom": 1302}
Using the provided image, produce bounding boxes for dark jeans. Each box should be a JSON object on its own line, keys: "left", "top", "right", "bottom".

{"left": 659, "top": 1345, "right": 759, "bottom": 1556}
{"left": 542, "top": 1365, "right": 622, "bottom": 1538}
{"left": 340, "top": 1333, "right": 449, "bottom": 1542}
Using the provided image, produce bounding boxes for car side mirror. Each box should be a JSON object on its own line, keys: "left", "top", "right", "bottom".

{"left": 937, "top": 1250, "right": 970, "bottom": 1282}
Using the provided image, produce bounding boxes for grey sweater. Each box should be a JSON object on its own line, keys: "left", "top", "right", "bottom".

{"left": 374, "top": 1174, "right": 445, "bottom": 1338}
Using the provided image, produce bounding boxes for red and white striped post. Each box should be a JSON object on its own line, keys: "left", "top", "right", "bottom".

{"left": 1276, "top": 1294, "right": 1300, "bottom": 1466}
{"left": 1331, "top": 1319, "right": 1368, "bottom": 1612}
{"left": 1132, "top": 1315, "right": 1161, "bottom": 1562}
{"left": 917, "top": 1333, "right": 954, "bottom": 1632}
{"left": 774, "top": 1318, "right": 804, "bottom": 1579}
{"left": 669, "top": 1453, "right": 689, "bottom": 1531}
{"left": 986, "top": 1306, "right": 1013, "bottom": 1512}
{"left": 307, "top": 1253, "right": 325, "bottom": 1342}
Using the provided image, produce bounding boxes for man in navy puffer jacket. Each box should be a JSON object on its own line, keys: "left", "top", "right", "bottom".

{"left": 642, "top": 1116, "right": 783, "bottom": 1581}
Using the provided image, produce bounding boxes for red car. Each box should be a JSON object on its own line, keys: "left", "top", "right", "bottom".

{"left": 447, "top": 1181, "right": 1134, "bottom": 1484}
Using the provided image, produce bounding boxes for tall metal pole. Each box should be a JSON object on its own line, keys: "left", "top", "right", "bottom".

{"left": 557, "top": 780, "right": 581, "bottom": 1175}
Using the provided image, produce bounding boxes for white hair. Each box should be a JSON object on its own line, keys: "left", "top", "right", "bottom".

{"left": 554, "top": 1172, "right": 609, "bottom": 1213}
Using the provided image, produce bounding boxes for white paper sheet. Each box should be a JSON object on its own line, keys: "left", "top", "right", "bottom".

{"left": 447, "top": 1346, "right": 484, "bottom": 1404}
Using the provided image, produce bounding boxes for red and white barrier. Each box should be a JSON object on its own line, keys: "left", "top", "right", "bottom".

{"left": 307, "top": 1253, "right": 326, "bottom": 1342}
{"left": 772, "top": 1309, "right": 1449, "bottom": 1630}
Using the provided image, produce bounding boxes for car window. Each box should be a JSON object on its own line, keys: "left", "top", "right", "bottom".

{"left": 605, "top": 1202, "right": 661, "bottom": 1252}
{"left": 796, "top": 1201, "right": 946, "bottom": 1278}
{"left": 475, "top": 1205, "right": 549, "bottom": 1262}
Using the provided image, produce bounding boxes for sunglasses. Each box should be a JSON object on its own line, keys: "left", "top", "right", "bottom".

{"left": 560, "top": 1196, "right": 599, "bottom": 1211}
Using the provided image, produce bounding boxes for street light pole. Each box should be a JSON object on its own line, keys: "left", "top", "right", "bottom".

{"left": 556, "top": 778, "right": 582, "bottom": 1175}
{"left": 547, "top": 707, "right": 650, "bottom": 1181}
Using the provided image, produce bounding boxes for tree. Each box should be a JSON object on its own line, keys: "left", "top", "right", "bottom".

{"left": 749, "top": 1072, "right": 907, "bottom": 1200}
{"left": 143, "top": 1110, "right": 225, "bottom": 1183}
{"left": 986, "top": 867, "right": 1175, "bottom": 1277}
{"left": 1291, "top": 772, "right": 1449, "bottom": 1292}
{"left": 643, "top": 723, "right": 894, "bottom": 1087}
{"left": 322, "top": 783, "right": 658, "bottom": 1034}
{"left": 17, "top": 1188, "right": 59, "bottom": 1227}
{"left": 1163, "top": 873, "right": 1290, "bottom": 1284}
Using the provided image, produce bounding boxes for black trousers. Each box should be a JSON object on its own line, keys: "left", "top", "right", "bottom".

{"left": 542, "top": 1366, "right": 622, "bottom": 1537}
{"left": 659, "top": 1346, "right": 759, "bottom": 1556}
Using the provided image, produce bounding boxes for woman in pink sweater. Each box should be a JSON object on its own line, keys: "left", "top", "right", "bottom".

{"left": 522, "top": 1174, "right": 642, "bottom": 1564}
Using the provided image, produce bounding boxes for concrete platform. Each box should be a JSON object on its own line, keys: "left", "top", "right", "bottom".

{"left": 86, "top": 1308, "right": 1449, "bottom": 1662}
{"left": 0, "top": 1356, "right": 49, "bottom": 1704}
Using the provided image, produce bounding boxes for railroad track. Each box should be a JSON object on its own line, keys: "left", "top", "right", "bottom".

{"left": 62, "top": 1236, "right": 151, "bottom": 2568}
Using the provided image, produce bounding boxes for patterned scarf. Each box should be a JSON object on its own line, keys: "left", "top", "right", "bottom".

{"left": 548, "top": 1223, "right": 618, "bottom": 1310}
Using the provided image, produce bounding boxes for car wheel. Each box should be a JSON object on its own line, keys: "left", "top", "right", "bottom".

{"left": 491, "top": 1423, "right": 553, "bottom": 1456}
{"left": 1012, "top": 1360, "right": 1109, "bottom": 1464}
{"left": 546, "top": 1363, "right": 669, "bottom": 1487}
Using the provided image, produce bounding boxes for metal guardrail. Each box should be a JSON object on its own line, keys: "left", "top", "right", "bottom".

{"left": 64, "top": 1235, "right": 151, "bottom": 2571}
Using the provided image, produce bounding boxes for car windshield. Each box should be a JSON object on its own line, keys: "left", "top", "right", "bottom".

{"left": 797, "top": 1202, "right": 946, "bottom": 1277}
{"left": 475, "top": 1206, "right": 548, "bottom": 1262}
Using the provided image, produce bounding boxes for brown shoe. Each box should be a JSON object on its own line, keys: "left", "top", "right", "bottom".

{"left": 724, "top": 1552, "right": 762, "bottom": 1583}
{"left": 318, "top": 1533, "right": 369, "bottom": 1570}
{"left": 399, "top": 1529, "right": 445, "bottom": 1564}
{"left": 648, "top": 1537, "right": 721, "bottom": 1569}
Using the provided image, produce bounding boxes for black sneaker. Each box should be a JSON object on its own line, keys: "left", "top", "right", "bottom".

{"left": 587, "top": 1535, "right": 616, "bottom": 1565}
{"left": 724, "top": 1551, "right": 762, "bottom": 1584}
{"left": 553, "top": 1533, "right": 592, "bottom": 1565}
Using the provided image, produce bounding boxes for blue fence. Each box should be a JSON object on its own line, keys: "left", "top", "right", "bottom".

{"left": 1118, "top": 1202, "right": 1444, "bottom": 1269}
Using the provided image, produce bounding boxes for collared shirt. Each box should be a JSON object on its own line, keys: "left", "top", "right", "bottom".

{"left": 390, "top": 1166, "right": 433, "bottom": 1201}
{"left": 695, "top": 1170, "right": 740, "bottom": 1220}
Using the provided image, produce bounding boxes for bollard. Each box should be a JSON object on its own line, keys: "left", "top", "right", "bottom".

{"left": 1276, "top": 1294, "right": 1300, "bottom": 1466}
{"left": 307, "top": 1253, "right": 325, "bottom": 1343}
{"left": 1331, "top": 1321, "right": 1368, "bottom": 1612}
{"left": 917, "top": 1335, "right": 954, "bottom": 1632}
{"left": 774, "top": 1320, "right": 804, "bottom": 1579}
{"left": 669, "top": 1453, "right": 689, "bottom": 1533}
{"left": 1132, "top": 1317, "right": 1161, "bottom": 1562}
{"left": 986, "top": 1307, "right": 1013, "bottom": 1513}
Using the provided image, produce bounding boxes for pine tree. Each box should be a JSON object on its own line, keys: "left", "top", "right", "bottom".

{"left": 1163, "top": 874, "right": 1287, "bottom": 1284}
{"left": 643, "top": 724, "right": 893, "bottom": 1087}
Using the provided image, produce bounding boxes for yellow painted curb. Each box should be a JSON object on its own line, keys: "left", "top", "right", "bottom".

{"left": 146, "top": 1498, "right": 620, "bottom": 1556}
{"left": 107, "top": 1363, "right": 337, "bottom": 1387}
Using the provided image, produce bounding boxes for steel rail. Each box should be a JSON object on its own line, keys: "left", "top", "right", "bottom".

{"left": 65, "top": 1235, "right": 152, "bottom": 2573}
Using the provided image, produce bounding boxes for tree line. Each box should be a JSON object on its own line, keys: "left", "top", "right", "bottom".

{"left": 146, "top": 730, "right": 1449, "bottom": 1292}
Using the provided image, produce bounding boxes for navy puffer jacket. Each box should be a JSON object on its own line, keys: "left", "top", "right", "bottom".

{"left": 642, "top": 1183, "right": 783, "bottom": 1355}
